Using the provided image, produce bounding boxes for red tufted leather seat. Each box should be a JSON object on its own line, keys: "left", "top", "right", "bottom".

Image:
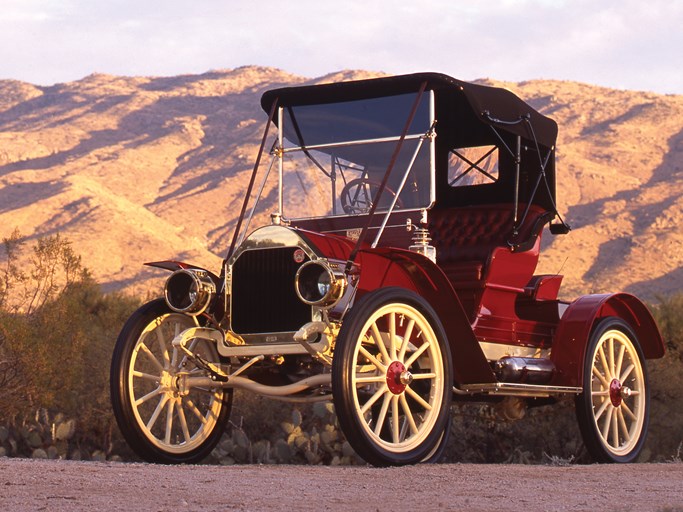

{"left": 428, "top": 204, "right": 551, "bottom": 318}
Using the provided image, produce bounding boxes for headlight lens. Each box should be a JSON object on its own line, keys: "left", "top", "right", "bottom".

{"left": 164, "top": 269, "right": 216, "bottom": 315}
{"left": 295, "top": 260, "right": 346, "bottom": 308}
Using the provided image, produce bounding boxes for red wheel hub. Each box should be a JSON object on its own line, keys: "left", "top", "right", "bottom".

{"left": 386, "top": 361, "right": 408, "bottom": 395}
{"left": 609, "top": 379, "right": 623, "bottom": 407}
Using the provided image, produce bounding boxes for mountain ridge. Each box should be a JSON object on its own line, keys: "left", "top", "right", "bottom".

{"left": 1, "top": 66, "right": 681, "bottom": 301}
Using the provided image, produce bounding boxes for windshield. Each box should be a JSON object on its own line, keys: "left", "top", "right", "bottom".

{"left": 279, "top": 91, "right": 435, "bottom": 220}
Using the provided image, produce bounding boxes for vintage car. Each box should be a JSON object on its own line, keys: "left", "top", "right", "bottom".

{"left": 110, "top": 72, "right": 665, "bottom": 466}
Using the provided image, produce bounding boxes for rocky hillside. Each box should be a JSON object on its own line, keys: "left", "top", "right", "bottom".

{"left": 0, "top": 66, "right": 681, "bottom": 301}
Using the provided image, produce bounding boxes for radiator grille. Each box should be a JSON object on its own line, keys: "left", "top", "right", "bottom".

{"left": 231, "top": 247, "right": 311, "bottom": 334}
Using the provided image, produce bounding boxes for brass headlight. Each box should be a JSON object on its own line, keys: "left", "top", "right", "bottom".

{"left": 295, "top": 260, "right": 346, "bottom": 308}
{"left": 164, "top": 269, "right": 216, "bottom": 315}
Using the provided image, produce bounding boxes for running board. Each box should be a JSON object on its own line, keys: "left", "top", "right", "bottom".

{"left": 454, "top": 382, "right": 582, "bottom": 398}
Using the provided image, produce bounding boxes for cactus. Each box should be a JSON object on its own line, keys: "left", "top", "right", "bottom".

{"left": 54, "top": 419, "right": 76, "bottom": 441}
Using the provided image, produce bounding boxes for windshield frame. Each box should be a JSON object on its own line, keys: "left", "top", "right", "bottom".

{"left": 273, "top": 90, "right": 436, "bottom": 223}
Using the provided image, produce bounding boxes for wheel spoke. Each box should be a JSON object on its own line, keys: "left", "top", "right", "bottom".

{"left": 146, "top": 394, "right": 169, "bottom": 431}
{"left": 139, "top": 343, "right": 164, "bottom": 373}
{"left": 610, "top": 408, "right": 619, "bottom": 448}
{"left": 620, "top": 363, "right": 635, "bottom": 383}
{"left": 176, "top": 398, "right": 192, "bottom": 443}
{"left": 135, "top": 387, "right": 163, "bottom": 407}
{"left": 615, "top": 344, "right": 626, "bottom": 382}
{"left": 621, "top": 401, "right": 637, "bottom": 421}
{"left": 593, "top": 396, "right": 611, "bottom": 422}
{"left": 370, "top": 324, "right": 390, "bottom": 363}
{"left": 156, "top": 328, "right": 171, "bottom": 369}
{"left": 600, "top": 402, "right": 613, "bottom": 441}
{"left": 592, "top": 365, "right": 610, "bottom": 388}
{"left": 359, "top": 345, "right": 386, "bottom": 372}
{"left": 184, "top": 398, "right": 209, "bottom": 425}
{"left": 171, "top": 346, "right": 179, "bottom": 370}
{"left": 608, "top": 336, "right": 615, "bottom": 378}
{"left": 405, "top": 385, "right": 432, "bottom": 411}
{"left": 404, "top": 342, "right": 429, "bottom": 368}
{"left": 391, "top": 395, "right": 400, "bottom": 444}
{"left": 133, "top": 370, "right": 161, "bottom": 382}
{"left": 617, "top": 408, "right": 630, "bottom": 443}
{"left": 389, "top": 312, "right": 397, "bottom": 360}
{"left": 397, "top": 318, "right": 415, "bottom": 362}
{"left": 355, "top": 374, "right": 386, "bottom": 384}
{"left": 164, "top": 398, "right": 176, "bottom": 444}
{"left": 374, "top": 393, "right": 392, "bottom": 436}
{"left": 360, "top": 384, "right": 389, "bottom": 415}
{"left": 598, "top": 345, "right": 612, "bottom": 380}
{"left": 399, "top": 394, "right": 419, "bottom": 436}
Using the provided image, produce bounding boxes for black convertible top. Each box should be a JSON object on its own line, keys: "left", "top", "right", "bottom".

{"left": 260, "top": 72, "right": 563, "bottom": 216}
{"left": 260, "top": 72, "right": 557, "bottom": 149}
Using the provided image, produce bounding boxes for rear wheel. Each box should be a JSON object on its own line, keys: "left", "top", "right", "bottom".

{"left": 575, "top": 317, "right": 649, "bottom": 463}
{"left": 332, "top": 288, "right": 453, "bottom": 466}
{"left": 110, "top": 299, "right": 232, "bottom": 463}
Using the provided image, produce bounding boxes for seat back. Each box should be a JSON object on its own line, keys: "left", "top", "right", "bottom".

{"left": 428, "top": 204, "right": 551, "bottom": 319}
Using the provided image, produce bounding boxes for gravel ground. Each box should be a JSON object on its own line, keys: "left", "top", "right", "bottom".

{"left": 1, "top": 458, "right": 682, "bottom": 511}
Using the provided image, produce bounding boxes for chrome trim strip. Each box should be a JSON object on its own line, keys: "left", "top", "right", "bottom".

{"left": 280, "top": 133, "right": 424, "bottom": 154}
{"left": 454, "top": 382, "right": 582, "bottom": 397}
{"left": 216, "top": 339, "right": 328, "bottom": 358}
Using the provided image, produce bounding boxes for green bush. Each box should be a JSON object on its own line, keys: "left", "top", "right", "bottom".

{"left": 0, "top": 231, "right": 139, "bottom": 458}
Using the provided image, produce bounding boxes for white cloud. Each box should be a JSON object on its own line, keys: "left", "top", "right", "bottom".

{"left": 0, "top": 0, "right": 680, "bottom": 93}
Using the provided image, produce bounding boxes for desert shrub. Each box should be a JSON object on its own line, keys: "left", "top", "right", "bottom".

{"left": 643, "top": 294, "right": 683, "bottom": 461}
{"left": 0, "top": 231, "right": 139, "bottom": 458}
{"left": 651, "top": 293, "right": 683, "bottom": 355}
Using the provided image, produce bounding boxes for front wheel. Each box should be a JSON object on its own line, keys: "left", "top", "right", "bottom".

{"left": 332, "top": 288, "right": 453, "bottom": 466}
{"left": 575, "top": 317, "right": 649, "bottom": 463}
{"left": 110, "top": 299, "right": 232, "bottom": 463}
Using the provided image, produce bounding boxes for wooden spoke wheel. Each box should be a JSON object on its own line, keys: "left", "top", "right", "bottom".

{"left": 110, "top": 299, "right": 232, "bottom": 463}
{"left": 576, "top": 317, "right": 649, "bottom": 463}
{"left": 332, "top": 288, "right": 452, "bottom": 466}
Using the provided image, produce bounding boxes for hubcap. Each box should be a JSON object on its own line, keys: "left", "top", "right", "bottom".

{"left": 609, "top": 378, "right": 622, "bottom": 407}
{"left": 386, "top": 361, "right": 408, "bottom": 394}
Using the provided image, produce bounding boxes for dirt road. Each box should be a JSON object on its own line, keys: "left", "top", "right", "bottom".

{"left": 1, "top": 458, "right": 682, "bottom": 511}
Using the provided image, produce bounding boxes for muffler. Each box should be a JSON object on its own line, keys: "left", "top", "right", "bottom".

{"left": 493, "top": 357, "right": 555, "bottom": 384}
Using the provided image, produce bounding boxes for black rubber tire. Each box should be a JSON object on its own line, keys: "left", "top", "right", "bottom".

{"left": 332, "top": 287, "right": 453, "bottom": 466}
{"left": 575, "top": 317, "right": 649, "bottom": 463}
{"left": 110, "top": 299, "right": 232, "bottom": 464}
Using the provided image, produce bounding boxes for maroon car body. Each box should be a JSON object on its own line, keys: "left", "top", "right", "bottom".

{"left": 111, "top": 73, "right": 664, "bottom": 466}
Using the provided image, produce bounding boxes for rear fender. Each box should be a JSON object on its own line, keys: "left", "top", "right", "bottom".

{"left": 550, "top": 293, "right": 664, "bottom": 387}
{"left": 355, "top": 248, "right": 495, "bottom": 385}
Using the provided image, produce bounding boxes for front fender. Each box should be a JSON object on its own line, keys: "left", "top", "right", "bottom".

{"left": 550, "top": 293, "right": 664, "bottom": 387}
{"left": 355, "top": 248, "right": 495, "bottom": 385}
{"left": 145, "top": 260, "right": 220, "bottom": 282}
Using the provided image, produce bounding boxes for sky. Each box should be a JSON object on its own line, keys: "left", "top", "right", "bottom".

{"left": 0, "top": 0, "right": 681, "bottom": 94}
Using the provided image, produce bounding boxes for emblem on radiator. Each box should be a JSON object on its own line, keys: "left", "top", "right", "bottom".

{"left": 293, "top": 249, "right": 305, "bottom": 263}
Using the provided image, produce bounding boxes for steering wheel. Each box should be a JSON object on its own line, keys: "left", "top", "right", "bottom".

{"left": 340, "top": 178, "right": 403, "bottom": 215}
